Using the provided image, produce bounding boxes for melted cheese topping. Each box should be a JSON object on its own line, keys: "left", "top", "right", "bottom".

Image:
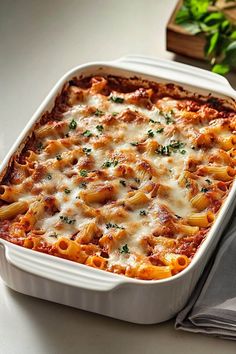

{"left": 0, "top": 76, "right": 235, "bottom": 280}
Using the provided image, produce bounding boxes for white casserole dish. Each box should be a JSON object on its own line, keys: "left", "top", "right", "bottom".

{"left": 0, "top": 55, "right": 236, "bottom": 324}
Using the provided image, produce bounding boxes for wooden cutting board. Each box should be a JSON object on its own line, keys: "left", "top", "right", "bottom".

{"left": 167, "top": 0, "right": 236, "bottom": 60}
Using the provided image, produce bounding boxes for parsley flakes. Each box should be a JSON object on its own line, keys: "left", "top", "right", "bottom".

{"left": 147, "top": 129, "right": 154, "bottom": 138}
{"left": 96, "top": 125, "right": 104, "bottom": 133}
{"left": 80, "top": 169, "right": 88, "bottom": 177}
{"left": 159, "top": 110, "right": 175, "bottom": 124}
{"left": 109, "top": 96, "right": 124, "bottom": 104}
{"left": 94, "top": 109, "right": 104, "bottom": 116}
{"left": 156, "top": 140, "right": 186, "bottom": 156}
{"left": 119, "top": 244, "right": 130, "bottom": 254}
{"left": 82, "top": 130, "right": 93, "bottom": 137}
{"left": 119, "top": 180, "right": 126, "bottom": 187}
{"left": 106, "top": 223, "right": 125, "bottom": 230}
{"left": 140, "top": 210, "right": 148, "bottom": 216}
{"left": 83, "top": 147, "right": 92, "bottom": 155}
{"left": 156, "top": 128, "right": 164, "bottom": 133}
{"left": 59, "top": 216, "right": 76, "bottom": 225}
{"left": 102, "top": 160, "right": 118, "bottom": 168}
{"left": 36, "top": 142, "right": 43, "bottom": 152}
{"left": 69, "top": 119, "right": 77, "bottom": 130}
{"left": 56, "top": 154, "right": 62, "bottom": 161}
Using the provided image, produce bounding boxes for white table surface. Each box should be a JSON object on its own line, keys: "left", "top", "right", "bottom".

{"left": 1, "top": 1, "right": 236, "bottom": 353}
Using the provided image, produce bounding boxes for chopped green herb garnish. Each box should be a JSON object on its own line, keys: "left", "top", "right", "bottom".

{"left": 83, "top": 147, "right": 92, "bottom": 155}
{"left": 119, "top": 244, "right": 130, "bottom": 254}
{"left": 94, "top": 109, "right": 104, "bottom": 116}
{"left": 175, "top": 215, "right": 181, "bottom": 219}
{"left": 106, "top": 223, "right": 125, "bottom": 230}
{"left": 134, "top": 178, "right": 141, "bottom": 183}
{"left": 65, "top": 133, "right": 70, "bottom": 138}
{"left": 140, "top": 210, "right": 147, "bottom": 216}
{"left": 64, "top": 188, "right": 71, "bottom": 194}
{"left": 69, "top": 119, "right": 77, "bottom": 130}
{"left": 102, "top": 160, "right": 118, "bottom": 168}
{"left": 80, "top": 169, "right": 88, "bottom": 177}
{"left": 156, "top": 145, "right": 170, "bottom": 156}
{"left": 36, "top": 142, "right": 43, "bottom": 152}
{"left": 169, "top": 141, "right": 185, "bottom": 150}
{"left": 130, "top": 142, "right": 139, "bottom": 146}
{"left": 102, "top": 161, "right": 112, "bottom": 168}
{"left": 160, "top": 111, "right": 175, "bottom": 124}
{"left": 201, "top": 187, "right": 209, "bottom": 193}
{"left": 47, "top": 174, "right": 52, "bottom": 180}
{"left": 147, "top": 129, "right": 154, "bottom": 138}
{"left": 149, "top": 118, "right": 156, "bottom": 123}
{"left": 60, "top": 216, "right": 76, "bottom": 225}
{"left": 82, "top": 130, "right": 93, "bottom": 137}
{"left": 185, "top": 177, "right": 191, "bottom": 189}
{"left": 205, "top": 179, "right": 212, "bottom": 185}
{"left": 156, "top": 128, "right": 164, "bottom": 133}
{"left": 156, "top": 140, "right": 185, "bottom": 156}
{"left": 120, "top": 180, "right": 126, "bottom": 187}
{"left": 96, "top": 125, "right": 104, "bottom": 133}
{"left": 109, "top": 96, "right": 124, "bottom": 103}
{"left": 112, "top": 112, "right": 118, "bottom": 116}
{"left": 49, "top": 232, "right": 58, "bottom": 238}
{"left": 56, "top": 154, "right": 62, "bottom": 161}
{"left": 79, "top": 182, "right": 87, "bottom": 189}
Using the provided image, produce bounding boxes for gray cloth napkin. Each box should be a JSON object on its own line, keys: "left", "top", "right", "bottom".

{"left": 175, "top": 214, "right": 236, "bottom": 340}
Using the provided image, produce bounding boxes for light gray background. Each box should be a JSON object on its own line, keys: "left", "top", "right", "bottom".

{"left": 1, "top": 1, "right": 236, "bottom": 353}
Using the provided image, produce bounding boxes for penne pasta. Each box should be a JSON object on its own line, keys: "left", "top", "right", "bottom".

{"left": 136, "top": 264, "right": 173, "bottom": 280}
{"left": 190, "top": 193, "right": 210, "bottom": 211}
{"left": 218, "top": 135, "right": 236, "bottom": 151}
{"left": 187, "top": 211, "right": 215, "bottom": 228}
{"left": 0, "top": 201, "right": 28, "bottom": 221}
{"left": 160, "top": 253, "right": 190, "bottom": 272}
{"left": 85, "top": 255, "right": 107, "bottom": 269}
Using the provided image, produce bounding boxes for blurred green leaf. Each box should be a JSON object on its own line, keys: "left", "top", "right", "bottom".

{"left": 225, "top": 41, "right": 236, "bottom": 66}
{"left": 203, "top": 12, "right": 225, "bottom": 25}
{"left": 212, "top": 63, "right": 230, "bottom": 75}
{"left": 175, "top": 5, "right": 190, "bottom": 24}
{"left": 174, "top": 0, "right": 236, "bottom": 75}
{"left": 230, "top": 31, "right": 236, "bottom": 40}
{"left": 180, "top": 21, "right": 201, "bottom": 34}
{"left": 188, "top": 0, "right": 209, "bottom": 20}
{"left": 221, "top": 20, "right": 231, "bottom": 33}
{"left": 206, "top": 31, "right": 219, "bottom": 56}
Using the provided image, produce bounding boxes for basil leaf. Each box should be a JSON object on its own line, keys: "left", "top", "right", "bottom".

{"left": 206, "top": 31, "right": 219, "bottom": 56}
{"left": 230, "top": 31, "right": 236, "bottom": 40}
{"left": 175, "top": 5, "right": 190, "bottom": 24}
{"left": 225, "top": 41, "right": 236, "bottom": 67}
{"left": 221, "top": 20, "right": 231, "bottom": 33}
{"left": 188, "top": 0, "right": 209, "bottom": 20}
{"left": 203, "top": 12, "right": 224, "bottom": 26}
{"left": 212, "top": 63, "right": 230, "bottom": 75}
{"left": 181, "top": 21, "right": 201, "bottom": 34}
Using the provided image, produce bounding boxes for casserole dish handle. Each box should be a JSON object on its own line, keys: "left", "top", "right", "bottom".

{"left": 114, "top": 55, "right": 235, "bottom": 97}
{"left": 1, "top": 242, "right": 124, "bottom": 292}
